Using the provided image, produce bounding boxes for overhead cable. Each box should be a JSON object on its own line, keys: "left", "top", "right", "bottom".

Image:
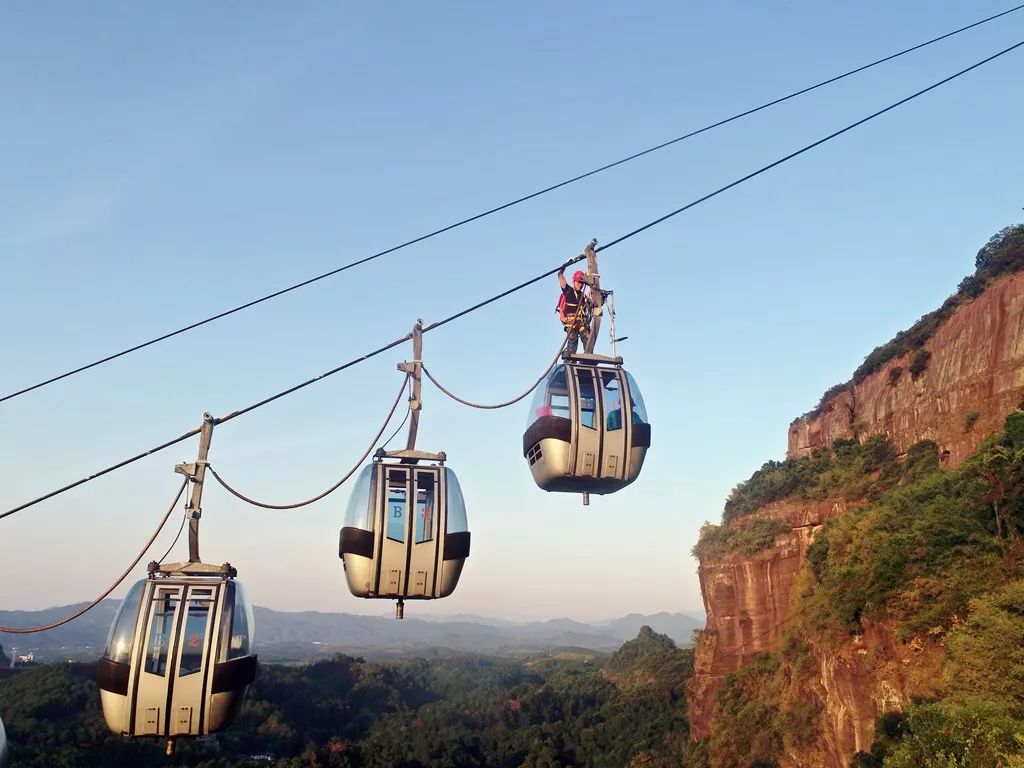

{"left": 0, "top": 478, "right": 187, "bottom": 634}
{"left": 206, "top": 373, "right": 410, "bottom": 509}
{"left": 423, "top": 339, "right": 566, "bottom": 410}
{"left": 3, "top": 37, "right": 1021, "bottom": 522}
{"left": 3, "top": 3, "right": 1022, "bottom": 405}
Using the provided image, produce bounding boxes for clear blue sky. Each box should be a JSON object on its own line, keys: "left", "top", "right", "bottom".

{"left": 1, "top": 1, "right": 1021, "bottom": 622}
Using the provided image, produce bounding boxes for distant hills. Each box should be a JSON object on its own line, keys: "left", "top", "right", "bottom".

{"left": 0, "top": 602, "right": 701, "bottom": 662}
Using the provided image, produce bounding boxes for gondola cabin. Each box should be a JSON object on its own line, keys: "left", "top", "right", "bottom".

{"left": 0, "top": 714, "right": 8, "bottom": 768}
{"left": 523, "top": 354, "right": 651, "bottom": 496}
{"left": 339, "top": 450, "right": 470, "bottom": 608}
{"left": 97, "top": 568, "right": 257, "bottom": 743}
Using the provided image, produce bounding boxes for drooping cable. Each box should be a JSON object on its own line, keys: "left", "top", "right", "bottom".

{"left": 423, "top": 340, "right": 566, "bottom": 410}
{"left": 3, "top": 3, "right": 1022, "bottom": 406}
{"left": 157, "top": 513, "right": 188, "bottom": 566}
{"left": 381, "top": 379, "right": 412, "bottom": 450}
{"left": 4, "top": 37, "right": 1021, "bottom": 522}
{"left": 205, "top": 373, "right": 410, "bottom": 509}
{"left": 0, "top": 478, "right": 188, "bottom": 634}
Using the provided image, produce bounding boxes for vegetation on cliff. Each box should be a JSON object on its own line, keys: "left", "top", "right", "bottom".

{"left": 721, "top": 434, "right": 938, "bottom": 523}
{"left": 0, "top": 629, "right": 695, "bottom": 768}
{"left": 696, "top": 413, "right": 1024, "bottom": 767}
{"left": 800, "top": 223, "right": 1024, "bottom": 422}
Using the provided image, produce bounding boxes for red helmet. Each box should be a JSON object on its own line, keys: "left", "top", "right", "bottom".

{"left": 572, "top": 270, "right": 585, "bottom": 283}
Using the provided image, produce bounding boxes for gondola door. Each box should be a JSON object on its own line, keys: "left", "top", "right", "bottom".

{"left": 379, "top": 467, "right": 411, "bottom": 595}
{"left": 132, "top": 582, "right": 221, "bottom": 737}
{"left": 407, "top": 469, "right": 441, "bottom": 598}
{"left": 132, "top": 583, "right": 183, "bottom": 736}
{"left": 570, "top": 366, "right": 601, "bottom": 479}
{"left": 598, "top": 368, "right": 628, "bottom": 482}
{"left": 167, "top": 585, "right": 218, "bottom": 736}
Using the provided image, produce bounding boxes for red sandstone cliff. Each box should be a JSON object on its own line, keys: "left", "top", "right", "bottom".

{"left": 690, "top": 271, "right": 1024, "bottom": 767}
{"left": 788, "top": 271, "right": 1024, "bottom": 468}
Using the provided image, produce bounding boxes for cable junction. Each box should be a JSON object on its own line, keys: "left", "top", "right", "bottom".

{"left": 3, "top": 36, "right": 1022, "bottom": 522}
{"left": 2, "top": 3, "right": 1022, "bottom": 405}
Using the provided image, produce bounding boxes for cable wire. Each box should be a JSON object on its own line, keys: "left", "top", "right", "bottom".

{"left": 381, "top": 380, "right": 412, "bottom": 450}
{"left": 206, "top": 373, "right": 410, "bottom": 509}
{"left": 157, "top": 513, "right": 188, "bottom": 567}
{"left": 4, "top": 38, "right": 1020, "bottom": 522}
{"left": 3, "top": 3, "right": 1022, "bottom": 406}
{"left": 0, "top": 478, "right": 188, "bottom": 634}
{"left": 423, "top": 339, "right": 566, "bottom": 410}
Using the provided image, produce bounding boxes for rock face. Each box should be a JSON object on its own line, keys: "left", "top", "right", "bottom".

{"left": 789, "top": 272, "right": 1024, "bottom": 467}
{"left": 690, "top": 272, "right": 1024, "bottom": 766}
{"left": 689, "top": 500, "right": 848, "bottom": 740}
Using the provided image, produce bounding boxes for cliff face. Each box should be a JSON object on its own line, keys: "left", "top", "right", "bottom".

{"left": 689, "top": 500, "right": 847, "bottom": 740}
{"left": 690, "top": 271, "right": 1024, "bottom": 767}
{"left": 788, "top": 272, "right": 1024, "bottom": 467}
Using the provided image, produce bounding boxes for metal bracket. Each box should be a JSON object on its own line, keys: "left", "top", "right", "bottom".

{"left": 374, "top": 448, "right": 446, "bottom": 464}
{"left": 148, "top": 560, "right": 237, "bottom": 579}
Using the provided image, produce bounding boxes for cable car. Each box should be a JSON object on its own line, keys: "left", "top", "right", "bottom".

{"left": 97, "top": 564, "right": 257, "bottom": 746}
{"left": 339, "top": 449, "right": 470, "bottom": 617}
{"left": 523, "top": 353, "right": 651, "bottom": 499}
{"left": 0, "top": 713, "right": 8, "bottom": 768}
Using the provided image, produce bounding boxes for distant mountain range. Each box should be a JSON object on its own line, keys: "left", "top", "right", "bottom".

{"left": 0, "top": 602, "right": 702, "bottom": 662}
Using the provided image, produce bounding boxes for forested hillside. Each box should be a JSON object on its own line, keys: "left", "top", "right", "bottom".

{"left": 0, "top": 628, "right": 694, "bottom": 768}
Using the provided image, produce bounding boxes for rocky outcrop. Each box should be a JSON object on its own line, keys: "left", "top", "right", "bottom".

{"left": 689, "top": 500, "right": 851, "bottom": 739}
{"left": 789, "top": 272, "right": 1024, "bottom": 467}
{"left": 690, "top": 269, "right": 1024, "bottom": 766}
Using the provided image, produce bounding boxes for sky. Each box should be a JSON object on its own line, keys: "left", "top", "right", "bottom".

{"left": 0, "top": 1, "right": 1022, "bottom": 624}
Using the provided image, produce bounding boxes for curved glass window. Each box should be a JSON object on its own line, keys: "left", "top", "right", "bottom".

{"left": 445, "top": 468, "right": 469, "bottom": 534}
{"left": 528, "top": 365, "right": 569, "bottom": 426}
{"left": 179, "top": 592, "right": 213, "bottom": 677}
{"left": 576, "top": 368, "right": 597, "bottom": 429}
{"left": 625, "top": 371, "right": 648, "bottom": 425}
{"left": 386, "top": 469, "right": 408, "bottom": 543}
{"left": 601, "top": 370, "right": 623, "bottom": 431}
{"left": 343, "top": 465, "right": 376, "bottom": 530}
{"left": 103, "top": 580, "right": 146, "bottom": 664}
{"left": 220, "top": 581, "right": 255, "bottom": 661}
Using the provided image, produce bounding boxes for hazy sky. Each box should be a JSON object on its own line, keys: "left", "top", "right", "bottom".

{"left": 1, "top": 2, "right": 1022, "bottom": 623}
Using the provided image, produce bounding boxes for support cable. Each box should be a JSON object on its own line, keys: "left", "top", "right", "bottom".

{"left": 206, "top": 373, "right": 410, "bottom": 510}
{"left": 381, "top": 380, "right": 413, "bottom": 450}
{"left": 3, "top": 3, "right": 1022, "bottom": 406}
{"left": 0, "top": 478, "right": 188, "bottom": 634}
{"left": 422, "top": 339, "right": 566, "bottom": 410}
{"left": 3, "top": 38, "right": 1021, "bottom": 522}
{"left": 157, "top": 514, "right": 188, "bottom": 567}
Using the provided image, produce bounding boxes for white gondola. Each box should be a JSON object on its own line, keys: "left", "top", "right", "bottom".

{"left": 97, "top": 566, "right": 257, "bottom": 743}
{"left": 340, "top": 451, "right": 470, "bottom": 612}
{"left": 523, "top": 353, "right": 651, "bottom": 497}
{"left": 0, "top": 714, "right": 8, "bottom": 768}
{"left": 97, "top": 413, "right": 257, "bottom": 752}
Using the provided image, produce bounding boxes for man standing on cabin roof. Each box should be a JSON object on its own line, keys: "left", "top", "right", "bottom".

{"left": 557, "top": 266, "right": 590, "bottom": 355}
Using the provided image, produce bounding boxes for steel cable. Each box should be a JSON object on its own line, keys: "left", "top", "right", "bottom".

{"left": 205, "top": 373, "right": 410, "bottom": 509}
{"left": 0, "top": 478, "right": 188, "bottom": 634}
{"left": 157, "top": 513, "right": 188, "bottom": 566}
{"left": 3, "top": 3, "right": 1022, "bottom": 405}
{"left": 422, "top": 340, "right": 566, "bottom": 410}
{"left": 4, "top": 38, "right": 1021, "bottom": 522}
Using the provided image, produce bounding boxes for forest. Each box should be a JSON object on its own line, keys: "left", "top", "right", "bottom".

{"left": 0, "top": 628, "right": 693, "bottom": 768}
